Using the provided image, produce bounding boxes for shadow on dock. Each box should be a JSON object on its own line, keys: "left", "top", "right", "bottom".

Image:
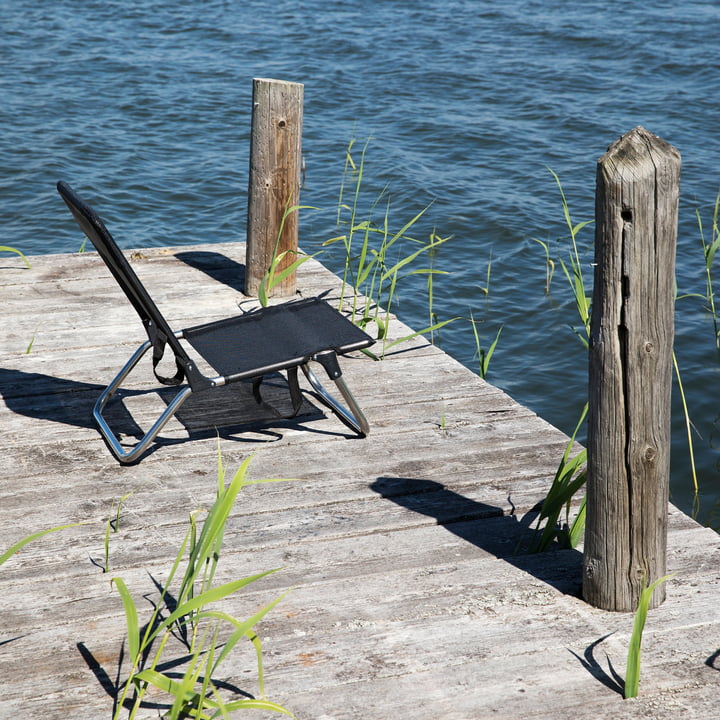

{"left": 77, "top": 639, "right": 255, "bottom": 717}
{"left": 568, "top": 633, "right": 625, "bottom": 696}
{"left": 174, "top": 250, "right": 246, "bottom": 293}
{"left": 0, "top": 367, "right": 341, "bottom": 457}
{"left": 371, "top": 477, "right": 583, "bottom": 596}
{"left": 174, "top": 250, "right": 336, "bottom": 306}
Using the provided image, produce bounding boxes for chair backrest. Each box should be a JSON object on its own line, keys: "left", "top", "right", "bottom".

{"left": 56, "top": 181, "right": 191, "bottom": 383}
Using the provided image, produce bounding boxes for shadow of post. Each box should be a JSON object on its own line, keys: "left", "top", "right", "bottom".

{"left": 173, "top": 250, "right": 246, "bottom": 293}
{"left": 371, "top": 477, "right": 583, "bottom": 596}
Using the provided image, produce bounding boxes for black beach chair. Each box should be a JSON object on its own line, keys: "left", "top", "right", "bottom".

{"left": 56, "top": 181, "right": 374, "bottom": 463}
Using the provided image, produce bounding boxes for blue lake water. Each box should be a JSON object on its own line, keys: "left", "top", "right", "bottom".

{"left": 2, "top": 0, "right": 719, "bottom": 529}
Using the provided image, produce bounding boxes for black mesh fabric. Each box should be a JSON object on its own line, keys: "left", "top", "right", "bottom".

{"left": 183, "top": 298, "right": 373, "bottom": 380}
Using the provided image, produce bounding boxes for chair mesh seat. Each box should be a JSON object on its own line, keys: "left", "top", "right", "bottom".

{"left": 184, "top": 298, "right": 371, "bottom": 380}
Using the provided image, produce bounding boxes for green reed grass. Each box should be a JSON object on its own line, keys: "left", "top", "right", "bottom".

{"left": 25, "top": 328, "right": 38, "bottom": 354}
{"left": 696, "top": 190, "right": 720, "bottom": 359}
{"left": 111, "top": 453, "right": 295, "bottom": 719}
{"left": 624, "top": 573, "right": 675, "bottom": 699}
{"left": 258, "top": 202, "right": 319, "bottom": 307}
{"left": 673, "top": 351, "right": 699, "bottom": 495}
{"left": 529, "top": 173, "right": 593, "bottom": 550}
{"left": 463, "top": 250, "right": 502, "bottom": 380}
{"left": 469, "top": 311, "right": 502, "bottom": 380}
{"left": 1, "top": 522, "right": 85, "bottom": 568}
{"left": 540, "top": 168, "right": 593, "bottom": 347}
{"left": 525, "top": 404, "right": 587, "bottom": 553}
{"left": 532, "top": 237, "right": 555, "bottom": 295}
{"left": 667, "top": 189, "right": 720, "bottom": 500}
{"left": 102, "top": 490, "right": 136, "bottom": 574}
{"left": 477, "top": 251, "right": 493, "bottom": 298}
{"left": 323, "top": 137, "right": 457, "bottom": 358}
{"left": 0, "top": 245, "right": 31, "bottom": 268}
{"left": 424, "top": 248, "right": 450, "bottom": 345}
{"left": 255, "top": 137, "right": 498, "bottom": 372}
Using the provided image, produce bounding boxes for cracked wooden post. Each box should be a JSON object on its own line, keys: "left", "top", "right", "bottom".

{"left": 583, "top": 127, "right": 681, "bottom": 611}
{"left": 245, "top": 78, "right": 304, "bottom": 297}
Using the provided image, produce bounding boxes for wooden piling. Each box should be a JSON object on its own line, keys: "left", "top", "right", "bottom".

{"left": 245, "top": 78, "right": 304, "bottom": 297}
{"left": 583, "top": 126, "right": 681, "bottom": 611}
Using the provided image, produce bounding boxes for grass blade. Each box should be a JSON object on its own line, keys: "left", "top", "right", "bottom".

{"left": 111, "top": 577, "right": 140, "bottom": 663}
{"left": 0, "top": 245, "right": 31, "bottom": 268}
{"left": 526, "top": 403, "right": 588, "bottom": 553}
{"left": 210, "top": 699, "right": 295, "bottom": 717}
{"left": 673, "top": 351, "right": 699, "bottom": 494}
{"left": 133, "top": 669, "right": 214, "bottom": 719}
{"left": 379, "top": 224, "right": 447, "bottom": 282}
{"left": 202, "top": 588, "right": 291, "bottom": 680}
{"left": 567, "top": 496, "right": 587, "bottom": 548}
{"left": 151, "top": 570, "right": 280, "bottom": 644}
{"left": 1, "top": 522, "right": 84, "bottom": 567}
{"left": 382, "top": 317, "right": 458, "bottom": 353}
{"left": 624, "top": 574, "right": 675, "bottom": 699}
{"left": 178, "top": 455, "right": 254, "bottom": 602}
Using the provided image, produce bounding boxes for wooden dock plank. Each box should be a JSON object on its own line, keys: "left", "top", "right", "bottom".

{"left": 1, "top": 243, "right": 719, "bottom": 719}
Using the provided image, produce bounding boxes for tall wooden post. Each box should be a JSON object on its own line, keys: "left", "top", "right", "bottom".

{"left": 583, "top": 127, "right": 681, "bottom": 611}
{"left": 245, "top": 78, "right": 304, "bottom": 297}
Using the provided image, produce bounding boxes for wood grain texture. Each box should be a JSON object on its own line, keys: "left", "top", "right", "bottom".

{"left": 245, "top": 78, "right": 304, "bottom": 297}
{"left": 1, "top": 240, "right": 718, "bottom": 720}
{"left": 585, "top": 127, "right": 681, "bottom": 611}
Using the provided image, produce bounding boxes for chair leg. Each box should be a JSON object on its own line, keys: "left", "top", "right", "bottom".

{"left": 93, "top": 340, "right": 194, "bottom": 463}
{"left": 301, "top": 364, "right": 369, "bottom": 436}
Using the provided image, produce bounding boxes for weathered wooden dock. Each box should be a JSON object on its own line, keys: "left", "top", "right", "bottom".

{"left": 1, "top": 243, "right": 718, "bottom": 719}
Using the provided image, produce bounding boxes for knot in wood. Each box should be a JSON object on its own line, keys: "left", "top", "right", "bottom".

{"left": 277, "top": 118, "right": 287, "bottom": 128}
{"left": 645, "top": 342, "right": 654, "bottom": 353}
{"left": 644, "top": 446, "right": 657, "bottom": 462}
{"left": 584, "top": 558, "right": 598, "bottom": 579}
